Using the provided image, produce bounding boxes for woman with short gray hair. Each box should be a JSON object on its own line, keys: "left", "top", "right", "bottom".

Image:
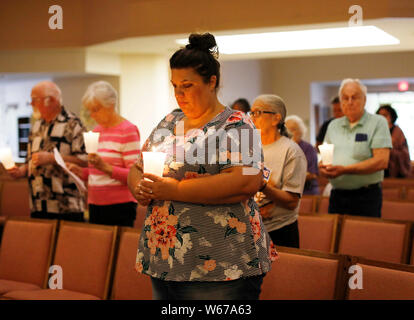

{"left": 285, "top": 115, "right": 320, "bottom": 195}
{"left": 67, "top": 80, "right": 141, "bottom": 227}
{"left": 250, "top": 94, "right": 307, "bottom": 248}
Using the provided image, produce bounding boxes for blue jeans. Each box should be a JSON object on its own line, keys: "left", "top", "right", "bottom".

{"left": 151, "top": 274, "right": 265, "bottom": 300}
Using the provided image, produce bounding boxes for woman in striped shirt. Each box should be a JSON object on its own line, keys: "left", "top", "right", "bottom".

{"left": 68, "top": 81, "right": 140, "bottom": 227}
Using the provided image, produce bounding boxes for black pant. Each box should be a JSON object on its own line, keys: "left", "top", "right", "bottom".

{"left": 328, "top": 185, "right": 382, "bottom": 218}
{"left": 31, "top": 211, "right": 84, "bottom": 222}
{"left": 89, "top": 202, "right": 137, "bottom": 227}
{"left": 268, "top": 220, "right": 299, "bottom": 248}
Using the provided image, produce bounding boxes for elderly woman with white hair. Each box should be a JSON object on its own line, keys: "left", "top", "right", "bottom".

{"left": 250, "top": 94, "right": 307, "bottom": 248}
{"left": 285, "top": 115, "right": 320, "bottom": 195}
{"left": 68, "top": 81, "right": 141, "bottom": 226}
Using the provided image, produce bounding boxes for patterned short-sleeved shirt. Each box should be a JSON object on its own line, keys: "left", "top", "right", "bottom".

{"left": 27, "top": 106, "right": 87, "bottom": 214}
{"left": 135, "top": 107, "right": 278, "bottom": 282}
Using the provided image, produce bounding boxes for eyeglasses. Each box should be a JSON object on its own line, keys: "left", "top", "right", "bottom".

{"left": 30, "top": 96, "right": 53, "bottom": 105}
{"left": 248, "top": 110, "right": 276, "bottom": 118}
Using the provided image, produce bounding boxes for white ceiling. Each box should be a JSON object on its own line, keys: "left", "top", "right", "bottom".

{"left": 87, "top": 18, "right": 414, "bottom": 61}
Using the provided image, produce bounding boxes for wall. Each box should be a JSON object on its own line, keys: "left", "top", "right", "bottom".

{"left": 263, "top": 51, "right": 414, "bottom": 142}
{"left": 1, "top": 0, "right": 413, "bottom": 49}
{"left": 0, "top": 78, "right": 51, "bottom": 160}
{"left": 219, "top": 59, "right": 273, "bottom": 108}
{"left": 119, "top": 54, "right": 172, "bottom": 144}
{"left": 54, "top": 75, "right": 120, "bottom": 118}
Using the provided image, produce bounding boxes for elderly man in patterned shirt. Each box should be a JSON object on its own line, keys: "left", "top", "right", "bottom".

{"left": 7, "top": 81, "right": 88, "bottom": 221}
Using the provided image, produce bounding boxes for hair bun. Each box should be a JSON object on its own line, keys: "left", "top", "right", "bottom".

{"left": 186, "top": 33, "right": 219, "bottom": 58}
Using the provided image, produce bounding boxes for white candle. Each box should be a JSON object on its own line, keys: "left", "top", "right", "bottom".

{"left": 0, "top": 147, "right": 15, "bottom": 169}
{"left": 142, "top": 151, "right": 167, "bottom": 178}
{"left": 318, "top": 143, "right": 334, "bottom": 165}
{"left": 83, "top": 131, "right": 100, "bottom": 154}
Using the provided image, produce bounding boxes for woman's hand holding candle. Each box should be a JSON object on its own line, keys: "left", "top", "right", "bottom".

{"left": 138, "top": 173, "right": 180, "bottom": 201}
{"left": 88, "top": 153, "right": 113, "bottom": 176}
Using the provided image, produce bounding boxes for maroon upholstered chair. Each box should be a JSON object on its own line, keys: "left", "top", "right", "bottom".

{"left": 406, "top": 188, "right": 414, "bottom": 202}
{"left": 381, "top": 201, "right": 414, "bottom": 222}
{"left": 318, "top": 196, "right": 330, "bottom": 214}
{"left": 346, "top": 258, "right": 414, "bottom": 300}
{"left": 0, "top": 179, "right": 30, "bottom": 217}
{"left": 338, "top": 216, "right": 411, "bottom": 264}
{"left": 0, "top": 217, "right": 57, "bottom": 296}
{"left": 382, "top": 188, "right": 402, "bottom": 201}
{"left": 298, "top": 214, "right": 339, "bottom": 253}
{"left": 260, "top": 247, "right": 347, "bottom": 300}
{"left": 4, "top": 221, "right": 117, "bottom": 300}
{"left": 110, "top": 227, "right": 152, "bottom": 300}
{"left": 133, "top": 205, "right": 146, "bottom": 231}
{"left": 298, "top": 196, "right": 316, "bottom": 214}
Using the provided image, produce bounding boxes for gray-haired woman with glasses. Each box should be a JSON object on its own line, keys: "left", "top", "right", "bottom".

{"left": 250, "top": 94, "right": 307, "bottom": 248}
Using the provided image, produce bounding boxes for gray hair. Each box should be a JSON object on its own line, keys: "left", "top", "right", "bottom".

{"left": 285, "top": 115, "right": 307, "bottom": 138}
{"left": 253, "top": 94, "right": 286, "bottom": 120}
{"left": 33, "top": 81, "right": 63, "bottom": 105}
{"left": 82, "top": 81, "right": 118, "bottom": 112}
{"left": 338, "top": 78, "right": 367, "bottom": 98}
{"left": 253, "top": 94, "right": 289, "bottom": 137}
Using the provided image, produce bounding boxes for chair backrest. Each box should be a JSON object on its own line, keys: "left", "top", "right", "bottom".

{"left": 411, "top": 237, "right": 414, "bottom": 265}
{"left": 110, "top": 227, "right": 152, "bottom": 300}
{"left": 260, "top": 247, "right": 347, "bottom": 300}
{"left": 298, "top": 196, "right": 316, "bottom": 214}
{"left": 52, "top": 221, "right": 117, "bottom": 299}
{"left": 383, "top": 178, "right": 414, "bottom": 189}
{"left": 318, "top": 196, "right": 330, "bottom": 214}
{"left": 298, "top": 214, "right": 339, "bottom": 253}
{"left": 382, "top": 200, "right": 414, "bottom": 222}
{"left": 346, "top": 258, "right": 414, "bottom": 300}
{"left": 406, "top": 188, "right": 414, "bottom": 202}
{"left": 338, "top": 216, "right": 411, "bottom": 264}
{"left": 133, "top": 205, "right": 146, "bottom": 231}
{"left": 382, "top": 187, "right": 402, "bottom": 201}
{"left": 0, "top": 217, "right": 57, "bottom": 288}
{"left": 0, "top": 179, "right": 30, "bottom": 217}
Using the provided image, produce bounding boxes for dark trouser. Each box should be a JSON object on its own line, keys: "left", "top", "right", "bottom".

{"left": 151, "top": 274, "right": 265, "bottom": 300}
{"left": 267, "top": 220, "right": 299, "bottom": 248}
{"left": 31, "top": 211, "right": 84, "bottom": 222}
{"left": 328, "top": 184, "right": 382, "bottom": 218}
{"left": 89, "top": 202, "right": 137, "bottom": 227}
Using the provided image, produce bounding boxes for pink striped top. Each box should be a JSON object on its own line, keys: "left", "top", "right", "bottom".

{"left": 82, "top": 120, "right": 140, "bottom": 205}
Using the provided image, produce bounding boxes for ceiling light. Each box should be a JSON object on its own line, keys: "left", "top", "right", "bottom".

{"left": 176, "top": 26, "right": 399, "bottom": 54}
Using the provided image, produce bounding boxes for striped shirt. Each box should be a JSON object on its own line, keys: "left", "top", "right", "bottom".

{"left": 83, "top": 120, "right": 140, "bottom": 205}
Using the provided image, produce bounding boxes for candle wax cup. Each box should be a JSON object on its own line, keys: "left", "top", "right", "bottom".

{"left": 0, "top": 148, "right": 15, "bottom": 169}
{"left": 83, "top": 131, "right": 100, "bottom": 154}
{"left": 142, "top": 152, "right": 167, "bottom": 178}
{"left": 318, "top": 144, "right": 334, "bottom": 165}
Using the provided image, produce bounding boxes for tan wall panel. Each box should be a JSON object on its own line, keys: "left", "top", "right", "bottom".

{"left": 0, "top": 0, "right": 413, "bottom": 49}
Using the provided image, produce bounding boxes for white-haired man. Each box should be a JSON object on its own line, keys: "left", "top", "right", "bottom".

{"left": 319, "top": 79, "right": 392, "bottom": 218}
{"left": 7, "top": 81, "right": 88, "bottom": 221}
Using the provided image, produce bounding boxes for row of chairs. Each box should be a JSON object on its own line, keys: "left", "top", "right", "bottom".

{"left": 299, "top": 195, "right": 414, "bottom": 222}
{"left": 0, "top": 217, "right": 151, "bottom": 300}
{"left": 262, "top": 246, "right": 414, "bottom": 300}
{"left": 297, "top": 213, "right": 414, "bottom": 265}
{"left": 1, "top": 217, "right": 413, "bottom": 300}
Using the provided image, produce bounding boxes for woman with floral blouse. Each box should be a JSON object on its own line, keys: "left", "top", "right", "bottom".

{"left": 128, "top": 33, "right": 277, "bottom": 300}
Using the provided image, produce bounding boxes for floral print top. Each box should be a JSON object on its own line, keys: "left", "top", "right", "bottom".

{"left": 135, "top": 107, "right": 278, "bottom": 281}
